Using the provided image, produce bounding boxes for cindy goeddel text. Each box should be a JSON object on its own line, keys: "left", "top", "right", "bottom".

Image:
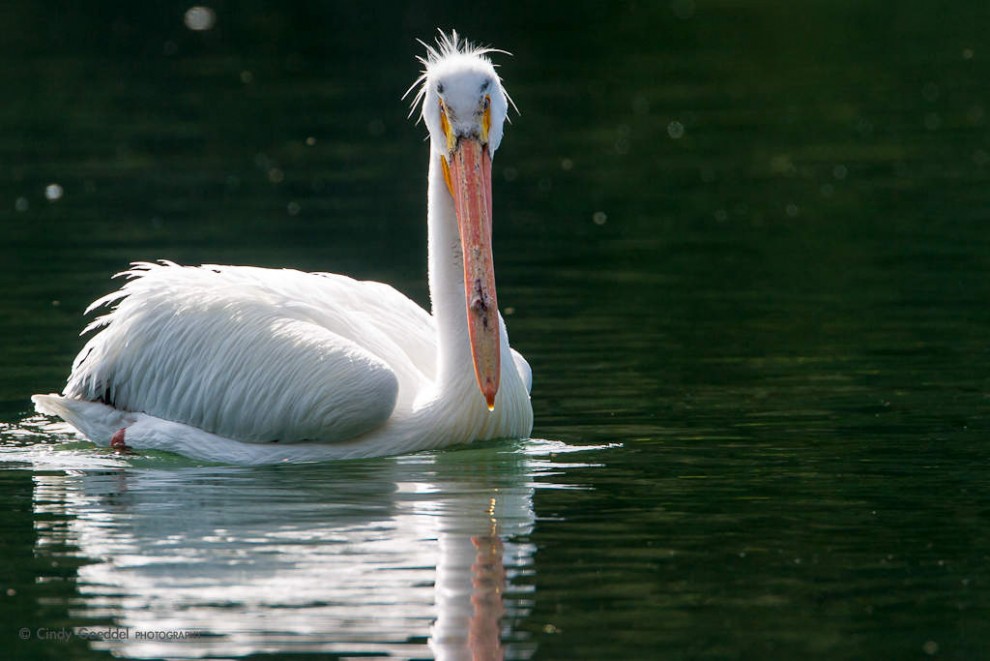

{"left": 21, "top": 627, "right": 205, "bottom": 642}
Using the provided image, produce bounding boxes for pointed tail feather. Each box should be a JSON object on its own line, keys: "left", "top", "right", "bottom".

{"left": 32, "top": 394, "right": 135, "bottom": 445}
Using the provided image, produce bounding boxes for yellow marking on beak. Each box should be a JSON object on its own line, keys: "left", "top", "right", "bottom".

{"left": 440, "top": 154, "right": 454, "bottom": 197}
{"left": 439, "top": 99, "right": 455, "bottom": 153}
{"left": 481, "top": 95, "right": 491, "bottom": 144}
{"left": 438, "top": 98, "right": 457, "bottom": 197}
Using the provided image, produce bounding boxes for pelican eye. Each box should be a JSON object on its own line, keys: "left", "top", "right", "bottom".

{"left": 437, "top": 82, "right": 445, "bottom": 94}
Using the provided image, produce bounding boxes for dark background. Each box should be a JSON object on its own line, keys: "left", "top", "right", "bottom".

{"left": 3, "top": 2, "right": 990, "bottom": 658}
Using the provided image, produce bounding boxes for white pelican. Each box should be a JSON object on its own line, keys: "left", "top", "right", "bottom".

{"left": 33, "top": 31, "right": 534, "bottom": 464}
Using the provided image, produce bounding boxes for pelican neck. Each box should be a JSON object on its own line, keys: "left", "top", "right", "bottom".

{"left": 425, "top": 151, "right": 478, "bottom": 392}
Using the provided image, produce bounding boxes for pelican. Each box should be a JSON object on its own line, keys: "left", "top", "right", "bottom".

{"left": 32, "top": 31, "right": 534, "bottom": 464}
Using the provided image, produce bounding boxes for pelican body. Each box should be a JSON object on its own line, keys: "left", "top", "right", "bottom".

{"left": 33, "top": 32, "right": 533, "bottom": 464}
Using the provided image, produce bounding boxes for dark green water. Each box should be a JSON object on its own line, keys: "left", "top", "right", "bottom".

{"left": 3, "top": 2, "right": 990, "bottom": 658}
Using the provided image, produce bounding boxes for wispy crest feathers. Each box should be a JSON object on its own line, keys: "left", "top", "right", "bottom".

{"left": 402, "top": 29, "right": 515, "bottom": 120}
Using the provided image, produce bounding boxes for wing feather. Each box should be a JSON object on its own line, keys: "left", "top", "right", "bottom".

{"left": 64, "top": 262, "right": 436, "bottom": 443}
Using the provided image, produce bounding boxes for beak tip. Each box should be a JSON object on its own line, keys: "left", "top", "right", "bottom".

{"left": 485, "top": 390, "right": 496, "bottom": 411}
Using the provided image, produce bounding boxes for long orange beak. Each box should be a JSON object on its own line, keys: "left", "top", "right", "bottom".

{"left": 445, "top": 137, "right": 500, "bottom": 410}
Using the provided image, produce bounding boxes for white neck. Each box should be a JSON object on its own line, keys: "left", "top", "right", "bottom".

{"left": 426, "top": 151, "right": 478, "bottom": 393}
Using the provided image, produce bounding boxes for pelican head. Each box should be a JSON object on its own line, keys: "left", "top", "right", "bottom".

{"left": 407, "top": 31, "right": 515, "bottom": 410}
{"left": 411, "top": 32, "right": 511, "bottom": 157}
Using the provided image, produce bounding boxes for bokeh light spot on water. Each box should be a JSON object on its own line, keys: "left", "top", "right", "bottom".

{"left": 614, "top": 124, "right": 631, "bottom": 154}
{"left": 184, "top": 6, "right": 216, "bottom": 31}
{"left": 670, "top": 0, "right": 696, "bottom": 20}
{"left": 592, "top": 211, "right": 607, "bottom": 225}
{"left": 667, "top": 120, "right": 685, "bottom": 140}
{"left": 367, "top": 119, "right": 385, "bottom": 137}
{"left": 631, "top": 94, "right": 650, "bottom": 115}
{"left": 14, "top": 197, "right": 28, "bottom": 212}
{"left": 967, "top": 104, "right": 985, "bottom": 125}
{"left": 45, "top": 183, "right": 63, "bottom": 202}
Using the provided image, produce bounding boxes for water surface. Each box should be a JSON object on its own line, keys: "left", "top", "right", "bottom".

{"left": 3, "top": 2, "right": 990, "bottom": 659}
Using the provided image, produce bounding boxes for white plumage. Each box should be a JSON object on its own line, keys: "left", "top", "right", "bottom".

{"left": 33, "top": 32, "right": 534, "bottom": 464}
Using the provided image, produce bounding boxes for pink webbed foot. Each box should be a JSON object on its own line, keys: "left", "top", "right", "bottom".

{"left": 109, "top": 427, "right": 135, "bottom": 454}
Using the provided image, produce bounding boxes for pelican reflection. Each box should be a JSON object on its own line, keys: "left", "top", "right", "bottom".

{"left": 29, "top": 443, "right": 539, "bottom": 658}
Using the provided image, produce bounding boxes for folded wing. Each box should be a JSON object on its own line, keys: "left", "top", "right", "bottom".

{"left": 64, "top": 262, "right": 436, "bottom": 443}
